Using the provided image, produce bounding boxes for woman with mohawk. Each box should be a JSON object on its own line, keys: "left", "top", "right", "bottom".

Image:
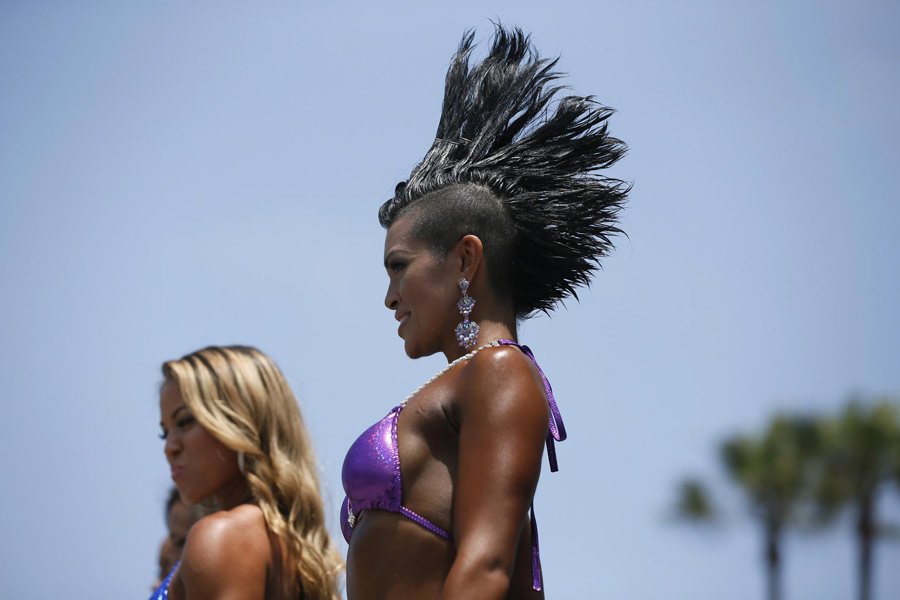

{"left": 340, "top": 26, "right": 628, "bottom": 599}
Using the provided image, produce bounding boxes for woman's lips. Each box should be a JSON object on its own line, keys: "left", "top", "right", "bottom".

{"left": 171, "top": 466, "right": 185, "bottom": 480}
{"left": 397, "top": 313, "right": 410, "bottom": 335}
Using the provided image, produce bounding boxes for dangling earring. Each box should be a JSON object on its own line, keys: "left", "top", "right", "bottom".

{"left": 454, "top": 278, "right": 479, "bottom": 349}
{"left": 237, "top": 451, "right": 246, "bottom": 474}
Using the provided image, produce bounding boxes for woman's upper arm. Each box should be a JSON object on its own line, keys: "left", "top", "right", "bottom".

{"left": 180, "top": 515, "right": 267, "bottom": 600}
{"left": 447, "top": 348, "right": 549, "bottom": 594}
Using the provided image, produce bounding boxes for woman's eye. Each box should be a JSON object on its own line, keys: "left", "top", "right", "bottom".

{"left": 389, "top": 262, "right": 406, "bottom": 273}
{"left": 160, "top": 415, "right": 195, "bottom": 440}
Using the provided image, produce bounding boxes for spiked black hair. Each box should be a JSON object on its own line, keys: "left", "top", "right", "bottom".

{"left": 379, "top": 26, "right": 629, "bottom": 319}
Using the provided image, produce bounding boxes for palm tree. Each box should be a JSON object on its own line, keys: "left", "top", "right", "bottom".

{"left": 813, "top": 398, "right": 900, "bottom": 600}
{"left": 720, "top": 415, "right": 821, "bottom": 600}
{"left": 673, "top": 477, "right": 717, "bottom": 522}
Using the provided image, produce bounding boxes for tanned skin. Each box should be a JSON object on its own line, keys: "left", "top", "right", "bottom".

{"left": 160, "top": 384, "right": 290, "bottom": 600}
{"left": 346, "top": 213, "right": 550, "bottom": 600}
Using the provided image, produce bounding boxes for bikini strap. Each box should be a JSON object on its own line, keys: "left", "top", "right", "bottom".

{"left": 530, "top": 502, "right": 542, "bottom": 591}
{"left": 497, "top": 339, "right": 565, "bottom": 591}
{"left": 399, "top": 506, "right": 453, "bottom": 540}
{"left": 497, "top": 339, "right": 567, "bottom": 472}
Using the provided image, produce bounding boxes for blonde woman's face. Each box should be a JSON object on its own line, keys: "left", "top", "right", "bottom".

{"left": 159, "top": 382, "right": 242, "bottom": 505}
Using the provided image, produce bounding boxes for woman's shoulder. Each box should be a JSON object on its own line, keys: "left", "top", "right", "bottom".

{"left": 187, "top": 504, "right": 268, "bottom": 550}
{"left": 179, "top": 504, "right": 270, "bottom": 595}
{"left": 462, "top": 343, "right": 544, "bottom": 386}
{"left": 455, "top": 344, "right": 550, "bottom": 421}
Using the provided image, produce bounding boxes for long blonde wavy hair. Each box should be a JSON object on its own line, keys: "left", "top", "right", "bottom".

{"left": 162, "top": 345, "right": 343, "bottom": 600}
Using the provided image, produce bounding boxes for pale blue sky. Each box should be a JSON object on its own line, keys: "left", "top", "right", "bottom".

{"left": 1, "top": 2, "right": 898, "bottom": 599}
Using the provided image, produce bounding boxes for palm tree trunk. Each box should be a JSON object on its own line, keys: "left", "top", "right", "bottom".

{"left": 765, "top": 523, "right": 781, "bottom": 600}
{"left": 857, "top": 496, "right": 874, "bottom": 600}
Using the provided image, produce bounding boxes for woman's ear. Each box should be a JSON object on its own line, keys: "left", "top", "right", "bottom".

{"left": 453, "top": 234, "right": 484, "bottom": 281}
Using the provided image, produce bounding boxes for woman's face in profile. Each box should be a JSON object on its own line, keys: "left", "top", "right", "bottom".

{"left": 159, "top": 382, "right": 242, "bottom": 505}
{"left": 383, "top": 215, "right": 459, "bottom": 358}
{"left": 167, "top": 496, "right": 196, "bottom": 549}
{"left": 157, "top": 535, "right": 179, "bottom": 582}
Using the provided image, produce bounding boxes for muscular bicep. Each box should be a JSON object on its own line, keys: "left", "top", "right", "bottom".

{"left": 451, "top": 354, "right": 549, "bottom": 575}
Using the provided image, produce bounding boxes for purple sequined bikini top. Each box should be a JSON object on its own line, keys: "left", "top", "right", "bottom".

{"left": 340, "top": 340, "right": 566, "bottom": 591}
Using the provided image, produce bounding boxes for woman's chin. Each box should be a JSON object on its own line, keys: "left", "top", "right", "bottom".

{"left": 403, "top": 340, "right": 422, "bottom": 359}
{"left": 176, "top": 487, "right": 204, "bottom": 506}
{"left": 403, "top": 339, "right": 444, "bottom": 360}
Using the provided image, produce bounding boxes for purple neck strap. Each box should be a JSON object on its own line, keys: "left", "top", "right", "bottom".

{"left": 498, "top": 339, "right": 567, "bottom": 472}
{"left": 497, "top": 339, "right": 567, "bottom": 591}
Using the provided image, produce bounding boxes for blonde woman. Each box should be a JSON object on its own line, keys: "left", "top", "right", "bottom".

{"left": 152, "top": 346, "right": 342, "bottom": 600}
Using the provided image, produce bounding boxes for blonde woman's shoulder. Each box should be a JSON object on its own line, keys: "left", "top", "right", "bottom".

{"left": 178, "top": 504, "right": 270, "bottom": 599}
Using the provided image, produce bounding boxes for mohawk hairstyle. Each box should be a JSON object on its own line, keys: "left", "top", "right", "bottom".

{"left": 379, "top": 26, "right": 629, "bottom": 319}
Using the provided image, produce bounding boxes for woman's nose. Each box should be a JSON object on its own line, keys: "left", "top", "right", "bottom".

{"left": 384, "top": 284, "right": 399, "bottom": 310}
{"left": 165, "top": 434, "right": 181, "bottom": 461}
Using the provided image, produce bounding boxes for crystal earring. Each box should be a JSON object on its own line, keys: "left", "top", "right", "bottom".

{"left": 454, "top": 278, "right": 479, "bottom": 349}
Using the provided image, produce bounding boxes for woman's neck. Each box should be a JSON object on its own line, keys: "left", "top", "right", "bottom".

{"left": 442, "top": 317, "right": 517, "bottom": 362}
{"left": 213, "top": 476, "right": 254, "bottom": 511}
